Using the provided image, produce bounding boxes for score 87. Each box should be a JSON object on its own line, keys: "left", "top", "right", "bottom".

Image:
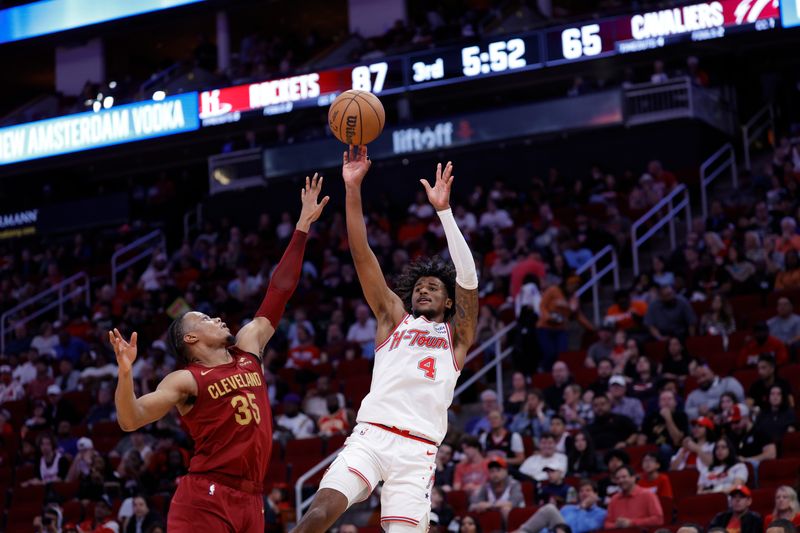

{"left": 561, "top": 24, "right": 602, "bottom": 60}
{"left": 352, "top": 62, "right": 388, "bottom": 93}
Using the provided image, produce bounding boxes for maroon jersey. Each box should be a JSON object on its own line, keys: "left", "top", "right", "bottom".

{"left": 181, "top": 346, "right": 272, "bottom": 488}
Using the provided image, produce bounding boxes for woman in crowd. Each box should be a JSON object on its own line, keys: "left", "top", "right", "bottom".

{"left": 506, "top": 372, "right": 529, "bottom": 416}
{"left": 755, "top": 385, "right": 797, "bottom": 443}
{"left": 699, "top": 293, "right": 737, "bottom": 338}
{"left": 661, "top": 336, "right": 693, "bottom": 385}
{"left": 765, "top": 486, "right": 800, "bottom": 527}
{"left": 697, "top": 436, "right": 748, "bottom": 493}
{"left": 671, "top": 416, "right": 716, "bottom": 471}
{"left": 630, "top": 355, "right": 658, "bottom": 405}
{"left": 567, "top": 429, "right": 600, "bottom": 477}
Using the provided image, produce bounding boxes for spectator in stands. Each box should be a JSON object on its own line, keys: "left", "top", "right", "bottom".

{"left": 585, "top": 326, "right": 613, "bottom": 366}
{"left": 550, "top": 415, "right": 569, "bottom": 453}
{"left": 537, "top": 277, "right": 595, "bottom": 371}
{"left": 21, "top": 433, "right": 70, "bottom": 486}
{"left": 767, "top": 520, "right": 799, "bottom": 533}
{"left": 651, "top": 256, "right": 676, "bottom": 287}
{"left": 274, "top": 393, "right": 315, "bottom": 441}
{"left": 479, "top": 409, "right": 525, "bottom": 467}
{"left": 287, "top": 309, "right": 315, "bottom": 347}
{"left": 641, "top": 388, "right": 688, "bottom": 451}
{"left": 700, "top": 293, "right": 737, "bottom": 338}
{"left": 777, "top": 217, "right": 800, "bottom": 253}
{"left": 604, "top": 289, "right": 647, "bottom": 333}
{"left": 765, "top": 486, "right": 800, "bottom": 528}
{"left": 84, "top": 384, "right": 117, "bottom": 426}
{"left": 588, "top": 357, "right": 613, "bottom": 396}
{"left": 671, "top": 416, "right": 715, "bottom": 471}
{"left": 676, "top": 524, "right": 704, "bottom": 533}
{"left": 749, "top": 354, "right": 793, "bottom": 411}
{"left": 468, "top": 390, "right": 502, "bottom": 435}
{"left": 509, "top": 389, "right": 551, "bottom": 442}
{"left": 599, "top": 449, "right": 629, "bottom": 502}
{"left": 435, "top": 443, "right": 455, "bottom": 490}
{"left": 13, "top": 349, "right": 38, "bottom": 385}
{"left": 519, "top": 432, "right": 567, "bottom": 481}
{"left": 769, "top": 297, "right": 800, "bottom": 351}
{"left": 709, "top": 485, "right": 764, "bottom": 533}
{"left": 28, "top": 359, "right": 54, "bottom": 400}
{"left": 45, "top": 384, "right": 79, "bottom": 425}
{"left": 608, "top": 375, "right": 644, "bottom": 428}
{"left": 303, "top": 375, "right": 345, "bottom": 419}
{"left": 453, "top": 436, "right": 488, "bottom": 496}
{"left": 698, "top": 436, "right": 748, "bottom": 493}
{"left": 630, "top": 355, "right": 658, "bottom": 405}
{"left": 587, "top": 393, "right": 637, "bottom": 450}
{"left": 469, "top": 456, "right": 524, "bottom": 519}
{"left": 122, "top": 495, "right": 160, "bottom": 533}
{"left": 346, "top": 304, "right": 377, "bottom": 357}
{"left": 54, "top": 359, "right": 80, "bottom": 393}
{"left": 644, "top": 285, "right": 697, "bottom": 341}
{"left": 560, "top": 384, "right": 593, "bottom": 430}
{"left": 544, "top": 362, "right": 572, "bottom": 411}
{"left": 729, "top": 402, "right": 777, "bottom": 464}
{"left": 31, "top": 322, "right": 59, "bottom": 358}
{"left": 286, "top": 325, "right": 322, "bottom": 371}
{"left": 567, "top": 429, "right": 600, "bottom": 477}
{"left": 505, "top": 372, "right": 529, "bottom": 416}
{"left": 317, "top": 394, "right": 353, "bottom": 437}
{"left": 603, "top": 465, "right": 664, "bottom": 528}
{"left": 685, "top": 362, "right": 745, "bottom": 419}
{"left": 661, "top": 336, "right": 693, "bottom": 385}
{"left": 755, "top": 385, "right": 797, "bottom": 442}
{"left": 79, "top": 495, "right": 120, "bottom": 533}
{"left": 739, "top": 321, "right": 789, "bottom": 368}
{"left": 776, "top": 251, "right": 800, "bottom": 290}
{"left": 0, "top": 364, "right": 25, "bottom": 403}
{"left": 478, "top": 199, "right": 513, "bottom": 231}
{"left": 538, "top": 464, "right": 576, "bottom": 506}
{"left": 513, "top": 478, "right": 606, "bottom": 533}
{"left": 637, "top": 452, "right": 673, "bottom": 498}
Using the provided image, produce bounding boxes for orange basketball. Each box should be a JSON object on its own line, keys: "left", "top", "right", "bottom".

{"left": 328, "top": 90, "right": 385, "bottom": 145}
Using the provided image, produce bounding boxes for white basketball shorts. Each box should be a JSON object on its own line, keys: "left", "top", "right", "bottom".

{"left": 318, "top": 423, "right": 437, "bottom": 529}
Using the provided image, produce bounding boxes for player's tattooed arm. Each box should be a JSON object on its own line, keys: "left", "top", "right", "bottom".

{"left": 452, "top": 285, "right": 478, "bottom": 364}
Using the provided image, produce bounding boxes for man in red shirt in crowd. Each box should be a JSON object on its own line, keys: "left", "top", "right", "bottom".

{"left": 604, "top": 465, "right": 664, "bottom": 529}
{"left": 738, "top": 322, "right": 788, "bottom": 368}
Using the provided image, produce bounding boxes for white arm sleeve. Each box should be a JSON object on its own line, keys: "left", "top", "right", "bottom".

{"left": 437, "top": 208, "right": 479, "bottom": 290}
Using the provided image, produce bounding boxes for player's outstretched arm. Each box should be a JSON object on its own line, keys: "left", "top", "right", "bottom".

{"left": 110, "top": 329, "right": 195, "bottom": 431}
{"left": 421, "top": 162, "right": 479, "bottom": 368}
{"left": 236, "top": 174, "right": 329, "bottom": 356}
{"left": 342, "top": 145, "right": 405, "bottom": 334}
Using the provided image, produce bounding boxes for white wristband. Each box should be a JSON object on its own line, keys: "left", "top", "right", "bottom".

{"left": 437, "top": 208, "right": 478, "bottom": 290}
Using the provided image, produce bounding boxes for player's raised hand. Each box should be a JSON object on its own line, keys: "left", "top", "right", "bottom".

{"left": 109, "top": 328, "right": 138, "bottom": 374}
{"left": 420, "top": 161, "right": 454, "bottom": 211}
{"left": 297, "top": 173, "right": 330, "bottom": 232}
{"left": 342, "top": 145, "right": 371, "bottom": 188}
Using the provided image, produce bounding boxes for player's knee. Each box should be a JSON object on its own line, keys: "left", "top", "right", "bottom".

{"left": 309, "top": 489, "right": 348, "bottom": 521}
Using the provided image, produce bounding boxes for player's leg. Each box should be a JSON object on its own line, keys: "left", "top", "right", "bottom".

{"left": 295, "top": 427, "right": 382, "bottom": 533}
{"left": 380, "top": 437, "right": 438, "bottom": 532}
{"left": 167, "top": 476, "right": 235, "bottom": 532}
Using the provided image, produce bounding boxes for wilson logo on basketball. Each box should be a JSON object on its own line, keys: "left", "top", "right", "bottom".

{"left": 388, "top": 329, "right": 449, "bottom": 352}
{"left": 345, "top": 115, "right": 357, "bottom": 143}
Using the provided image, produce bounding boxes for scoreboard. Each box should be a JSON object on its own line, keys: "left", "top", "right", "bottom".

{"left": 193, "top": 0, "right": 780, "bottom": 124}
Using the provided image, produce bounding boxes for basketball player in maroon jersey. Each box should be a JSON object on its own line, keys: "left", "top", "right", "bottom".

{"left": 110, "top": 175, "right": 329, "bottom": 532}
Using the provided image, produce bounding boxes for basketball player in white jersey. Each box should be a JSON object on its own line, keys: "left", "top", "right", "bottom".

{"left": 294, "top": 146, "right": 479, "bottom": 533}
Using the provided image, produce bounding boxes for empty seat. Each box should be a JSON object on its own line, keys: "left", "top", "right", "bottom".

{"left": 508, "top": 506, "right": 539, "bottom": 531}
{"left": 676, "top": 493, "right": 728, "bottom": 525}
{"left": 471, "top": 510, "right": 503, "bottom": 533}
{"left": 686, "top": 336, "right": 724, "bottom": 356}
{"left": 783, "top": 432, "right": 800, "bottom": 457}
{"left": 666, "top": 469, "right": 698, "bottom": 501}
{"left": 283, "top": 437, "right": 325, "bottom": 462}
{"left": 446, "top": 490, "right": 468, "bottom": 515}
{"left": 759, "top": 458, "right": 800, "bottom": 489}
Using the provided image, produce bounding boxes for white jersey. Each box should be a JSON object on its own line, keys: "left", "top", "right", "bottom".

{"left": 356, "top": 313, "right": 461, "bottom": 444}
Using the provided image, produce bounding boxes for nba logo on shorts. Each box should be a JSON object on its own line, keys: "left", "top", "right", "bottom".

{"left": 209, "top": 483, "right": 216, "bottom": 496}
{"left": 359, "top": 427, "right": 368, "bottom": 436}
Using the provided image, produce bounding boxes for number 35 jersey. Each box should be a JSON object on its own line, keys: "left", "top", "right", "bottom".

{"left": 181, "top": 346, "right": 272, "bottom": 487}
{"left": 357, "top": 314, "right": 461, "bottom": 445}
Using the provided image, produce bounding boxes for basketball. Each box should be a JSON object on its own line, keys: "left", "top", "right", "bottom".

{"left": 328, "top": 89, "right": 385, "bottom": 145}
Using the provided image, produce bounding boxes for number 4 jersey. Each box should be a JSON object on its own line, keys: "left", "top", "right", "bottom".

{"left": 357, "top": 314, "right": 461, "bottom": 445}
{"left": 181, "top": 346, "right": 273, "bottom": 488}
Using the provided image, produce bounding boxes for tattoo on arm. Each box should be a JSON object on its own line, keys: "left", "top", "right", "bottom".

{"left": 453, "top": 285, "right": 478, "bottom": 349}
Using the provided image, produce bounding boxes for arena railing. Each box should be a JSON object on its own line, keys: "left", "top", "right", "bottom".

{"left": 742, "top": 104, "right": 774, "bottom": 171}
{"left": 631, "top": 184, "right": 691, "bottom": 276}
{"left": 699, "top": 143, "right": 737, "bottom": 220}
{"left": 110, "top": 229, "right": 167, "bottom": 290}
{"left": 0, "top": 272, "right": 90, "bottom": 353}
{"left": 575, "top": 245, "right": 620, "bottom": 325}
{"left": 294, "top": 323, "right": 516, "bottom": 522}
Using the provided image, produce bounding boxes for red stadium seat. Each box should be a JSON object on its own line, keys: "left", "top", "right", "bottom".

{"left": 728, "top": 331, "right": 751, "bottom": 352}
{"left": 758, "top": 458, "right": 800, "bottom": 489}
{"left": 623, "top": 444, "right": 657, "bottom": 470}
{"left": 283, "top": 437, "right": 325, "bottom": 462}
{"left": 676, "top": 493, "right": 727, "bottom": 525}
{"left": 470, "top": 510, "right": 503, "bottom": 533}
{"left": 750, "top": 488, "right": 774, "bottom": 516}
{"left": 522, "top": 435, "right": 535, "bottom": 457}
{"left": 51, "top": 480, "right": 80, "bottom": 501}
{"left": 666, "top": 469, "right": 698, "bottom": 501}
{"left": 325, "top": 434, "right": 347, "bottom": 453}
{"left": 337, "top": 358, "right": 371, "bottom": 378}
{"left": 732, "top": 369, "right": 759, "bottom": 391}
{"left": 782, "top": 432, "right": 800, "bottom": 457}
{"left": 289, "top": 457, "right": 327, "bottom": 486}
{"left": 659, "top": 495, "right": 674, "bottom": 525}
{"left": 508, "top": 506, "right": 538, "bottom": 531}
{"left": 573, "top": 367, "right": 598, "bottom": 389}
{"left": 14, "top": 464, "right": 36, "bottom": 486}
{"left": 686, "top": 336, "right": 724, "bottom": 357}
{"left": 531, "top": 373, "right": 553, "bottom": 390}
{"left": 521, "top": 481, "right": 536, "bottom": 506}
{"left": 558, "top": 350, "right": 586, "bottom": 373}
{"left": 446, "top": 490, "right": 469, "bottom": 515}
{"left": 62, "top": 499, "right": 84, "bottom": 523}
{"left": 706, "top": 352, "right": 736, "bottom": 377}
{"left": 264, "top": 460, "right": 288, "bottom": 485}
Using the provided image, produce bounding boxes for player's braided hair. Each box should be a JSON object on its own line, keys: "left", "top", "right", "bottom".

{"left": 167, "top": 312, "right": 189, "bottom": 366}
{"left": 393, "top": 257, "right": 457, "bottom": 321}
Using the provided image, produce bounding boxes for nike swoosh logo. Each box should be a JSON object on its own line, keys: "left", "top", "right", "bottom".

{"left": 426, "top": 451, "right": 435, "bottom": 456}
{"left": 201, "top": 369, "right": 214, "bottom": 376}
